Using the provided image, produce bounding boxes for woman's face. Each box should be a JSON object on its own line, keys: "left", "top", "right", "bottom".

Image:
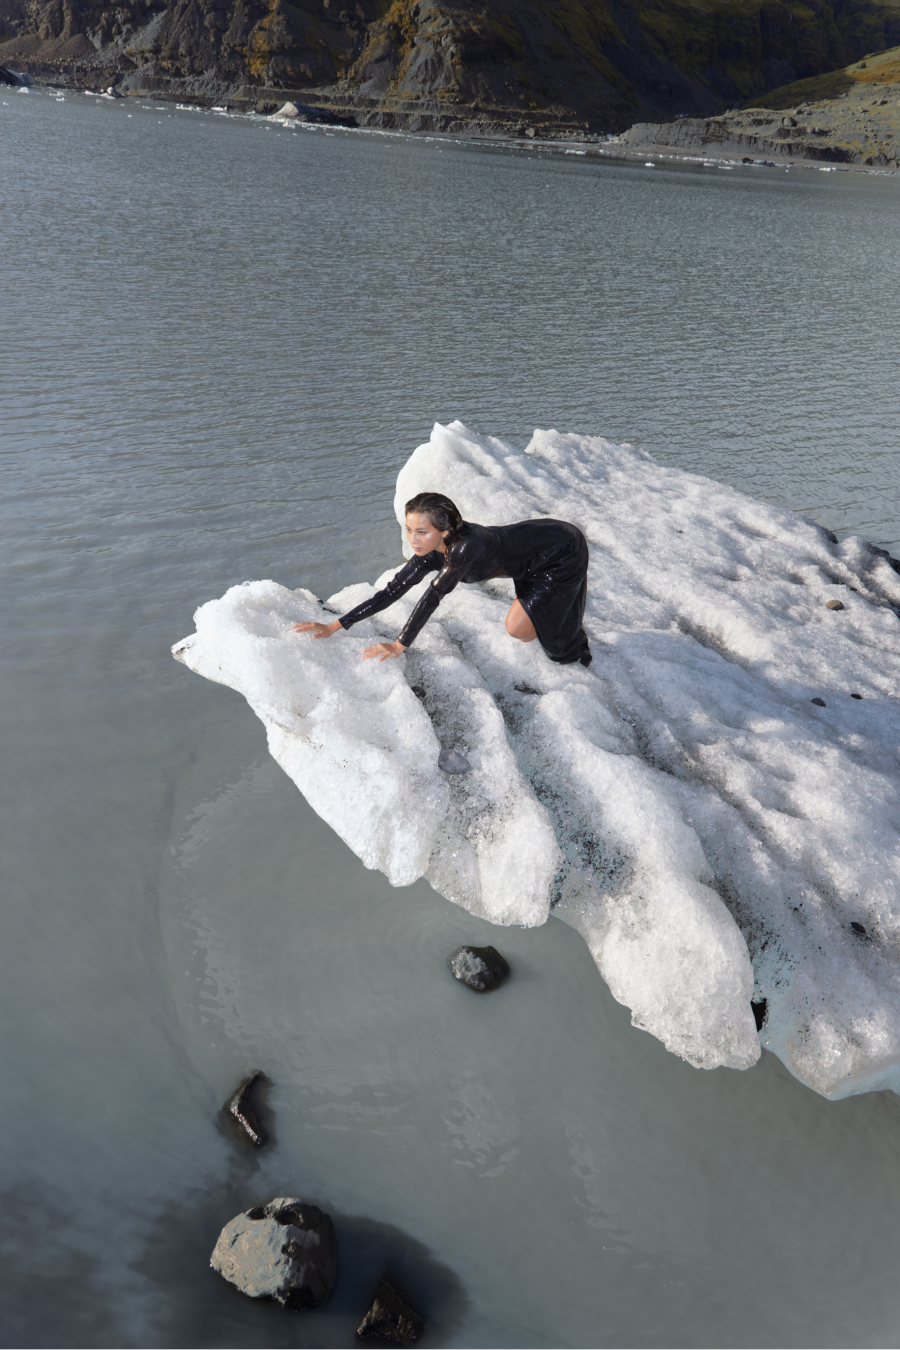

{"left": 406, "top": 512, "right": 449, "bottom": 555}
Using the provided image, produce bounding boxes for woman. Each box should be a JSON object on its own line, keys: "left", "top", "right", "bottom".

{"left": 292, "top": 492, "right": 592, "bottom": 667}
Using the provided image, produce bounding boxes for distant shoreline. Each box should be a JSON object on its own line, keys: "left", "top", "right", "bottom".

{"left": 616, "top": 50, "right": 900, "bottom": 177}
{"left": 10, "top": 66, "right": 900, "bottom": 177}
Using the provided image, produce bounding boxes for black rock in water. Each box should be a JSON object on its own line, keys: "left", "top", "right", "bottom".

{"left": 357, "top": 1279, "right": 424, "bottom": 1346}
{"left": 448, "top": 945, "right": 510, "bottom": 993}
{"left": 211, "top": 1197, "right": 336, "bottom": 1310}
{"left": 224, "top": 1070, "right": 267, "bottom": 1146}
{"left": 811, "top": 697, "right": 826, "bottom": 707}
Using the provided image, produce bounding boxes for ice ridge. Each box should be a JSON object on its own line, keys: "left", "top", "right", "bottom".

{"left": 174, "top": 422, "right": 900, "bottom": 1099}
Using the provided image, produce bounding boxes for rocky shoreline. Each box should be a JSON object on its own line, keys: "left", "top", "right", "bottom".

{"left": 617, "top": 46, "right": 900, "bottom": 173}
{"left": 5, "top": 0, "right": 900, "bottom": 146}
{"left": 1, "top": 59, "right": 598, "bottom": 140}
{"left": 5, "top": 44, "right": 899, "bottom": 176}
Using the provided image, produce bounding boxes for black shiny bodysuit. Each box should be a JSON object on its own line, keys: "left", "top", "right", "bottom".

{"left": 339, "top": 519, "right": 591, "bottom": 666}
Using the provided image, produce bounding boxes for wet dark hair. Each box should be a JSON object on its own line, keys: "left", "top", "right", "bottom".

{"left": 405, "top": 492, "right": 464, "bottom": 546}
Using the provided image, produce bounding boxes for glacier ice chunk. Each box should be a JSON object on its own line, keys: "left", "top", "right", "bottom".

{"left": 175, "top": 421, "right": 900, "bottom": 1097}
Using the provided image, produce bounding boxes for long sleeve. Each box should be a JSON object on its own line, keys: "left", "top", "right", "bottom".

{"left": 339, "top": 553, "right": 440, "bottom": 630}
{"left": 396, "top": 546, "right": 476, "bottom": 648}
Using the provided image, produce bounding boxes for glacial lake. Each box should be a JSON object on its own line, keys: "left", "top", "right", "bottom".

{"left": 2, "top": 84, "right": 900, "bottom": 1347}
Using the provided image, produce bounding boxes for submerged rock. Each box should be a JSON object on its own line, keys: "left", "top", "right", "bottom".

{"left": 223, "top": 1070, "right": 267, "bottom": 1147}
{"left": 448, "top": 944, "right": 510, "bottom": 992}
{"left": 357, "top": 1279, "right": 424, "bottom": 1346}
{"left": 438, "top": 748, "right": 471, "bottom": 774}
{"left": 211, "top": 1197, "right": 336, "bottom": 1310}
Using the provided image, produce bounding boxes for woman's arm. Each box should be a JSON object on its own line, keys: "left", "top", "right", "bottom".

{"left": 291, "top": 555, "right": 437, "bottom": 643}
{"left": 292, "top": 618, "right": 405, "bottom": 660}
{"left": 336, "top": 554, "right": 437, "bottom": 630}
{"left": 394, "top": 547, "right": 473, "bottom": 650}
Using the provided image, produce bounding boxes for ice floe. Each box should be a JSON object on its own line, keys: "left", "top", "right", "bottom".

{"left": 174, "top": 422, "right": 900, "bottom": 1098}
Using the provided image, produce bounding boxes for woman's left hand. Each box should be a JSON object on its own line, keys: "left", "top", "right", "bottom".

{"left": 362, "top": 640, "right": 406, "bottom": 663}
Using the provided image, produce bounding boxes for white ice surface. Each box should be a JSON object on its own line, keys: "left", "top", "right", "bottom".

{"left": 174, "top": 422, "right": 900, "bottom": 1097}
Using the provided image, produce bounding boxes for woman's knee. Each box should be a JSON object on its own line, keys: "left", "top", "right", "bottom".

{"left": 506, "top": 603, "right": 537, "bottom": 642}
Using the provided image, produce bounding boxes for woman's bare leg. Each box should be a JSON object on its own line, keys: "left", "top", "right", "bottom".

{"left": 505, "top": 599, "right": 537, "bottom": 643}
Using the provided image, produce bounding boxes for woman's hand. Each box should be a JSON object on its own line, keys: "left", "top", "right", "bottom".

{"left": 292, "top": 619, "right": 343, "bottom": 640}
{"left": 362, "top": 640, "right": 406, "bottom": 663}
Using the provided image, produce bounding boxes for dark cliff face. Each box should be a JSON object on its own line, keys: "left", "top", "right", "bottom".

{"left": 2, "top": 0, "right": 900, "bottom": 131}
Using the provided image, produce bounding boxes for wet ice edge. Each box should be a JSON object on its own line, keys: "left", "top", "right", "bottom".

{"left": 173, "top": 421, "right": 900, "bottom": 1099}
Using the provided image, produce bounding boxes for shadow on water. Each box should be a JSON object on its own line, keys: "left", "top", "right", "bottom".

{"left": 0, "top": 1128, "right": 467, "bottom": 1350}
{"left": 0, "top": 1190, "right": 122, "bottom": 1350}
{"left": 133, "top": 1162, "right": 469, "bottom": 1349}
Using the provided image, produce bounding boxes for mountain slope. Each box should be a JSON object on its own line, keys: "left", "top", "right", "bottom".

{"left": 619, "top": 40, "right": 900, "bottom": 165}
{"left": 2, "top": 0, "right": 900, "bottom": 131}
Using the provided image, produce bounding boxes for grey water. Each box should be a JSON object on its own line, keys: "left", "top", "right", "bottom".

{"left": 3, "top": 84, "right": 900, "bottom": 1348}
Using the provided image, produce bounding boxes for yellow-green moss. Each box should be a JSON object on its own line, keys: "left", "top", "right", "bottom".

{"left": 534, "top": 0, "right": 631, "bottom": 95}
{"left": 753, "top": 42, "right": 900, "bottom": 106}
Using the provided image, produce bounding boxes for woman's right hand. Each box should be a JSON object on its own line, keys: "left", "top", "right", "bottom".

{"left": 292, "top": 619, "right": 343, "bottom": 639}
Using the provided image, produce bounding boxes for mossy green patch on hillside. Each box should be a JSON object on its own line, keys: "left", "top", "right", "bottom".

{"left": 630, "top": 0, "right": 849, "bottom": 95}
{"left": 753, "top": 41, "right": 900, "bottom": 104}
{"left": 479, "top": 9, "right": 526, "bottom": 58}
{"left": 534, "top": 0, "right": 630, "bottom": 93}
{"left": 537, "top": 0, "right": 622, "bottom": 50}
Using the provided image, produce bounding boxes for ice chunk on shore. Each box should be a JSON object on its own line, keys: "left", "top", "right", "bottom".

{"left": 175, "top": 422, "right": 900, "bottom": 1097}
